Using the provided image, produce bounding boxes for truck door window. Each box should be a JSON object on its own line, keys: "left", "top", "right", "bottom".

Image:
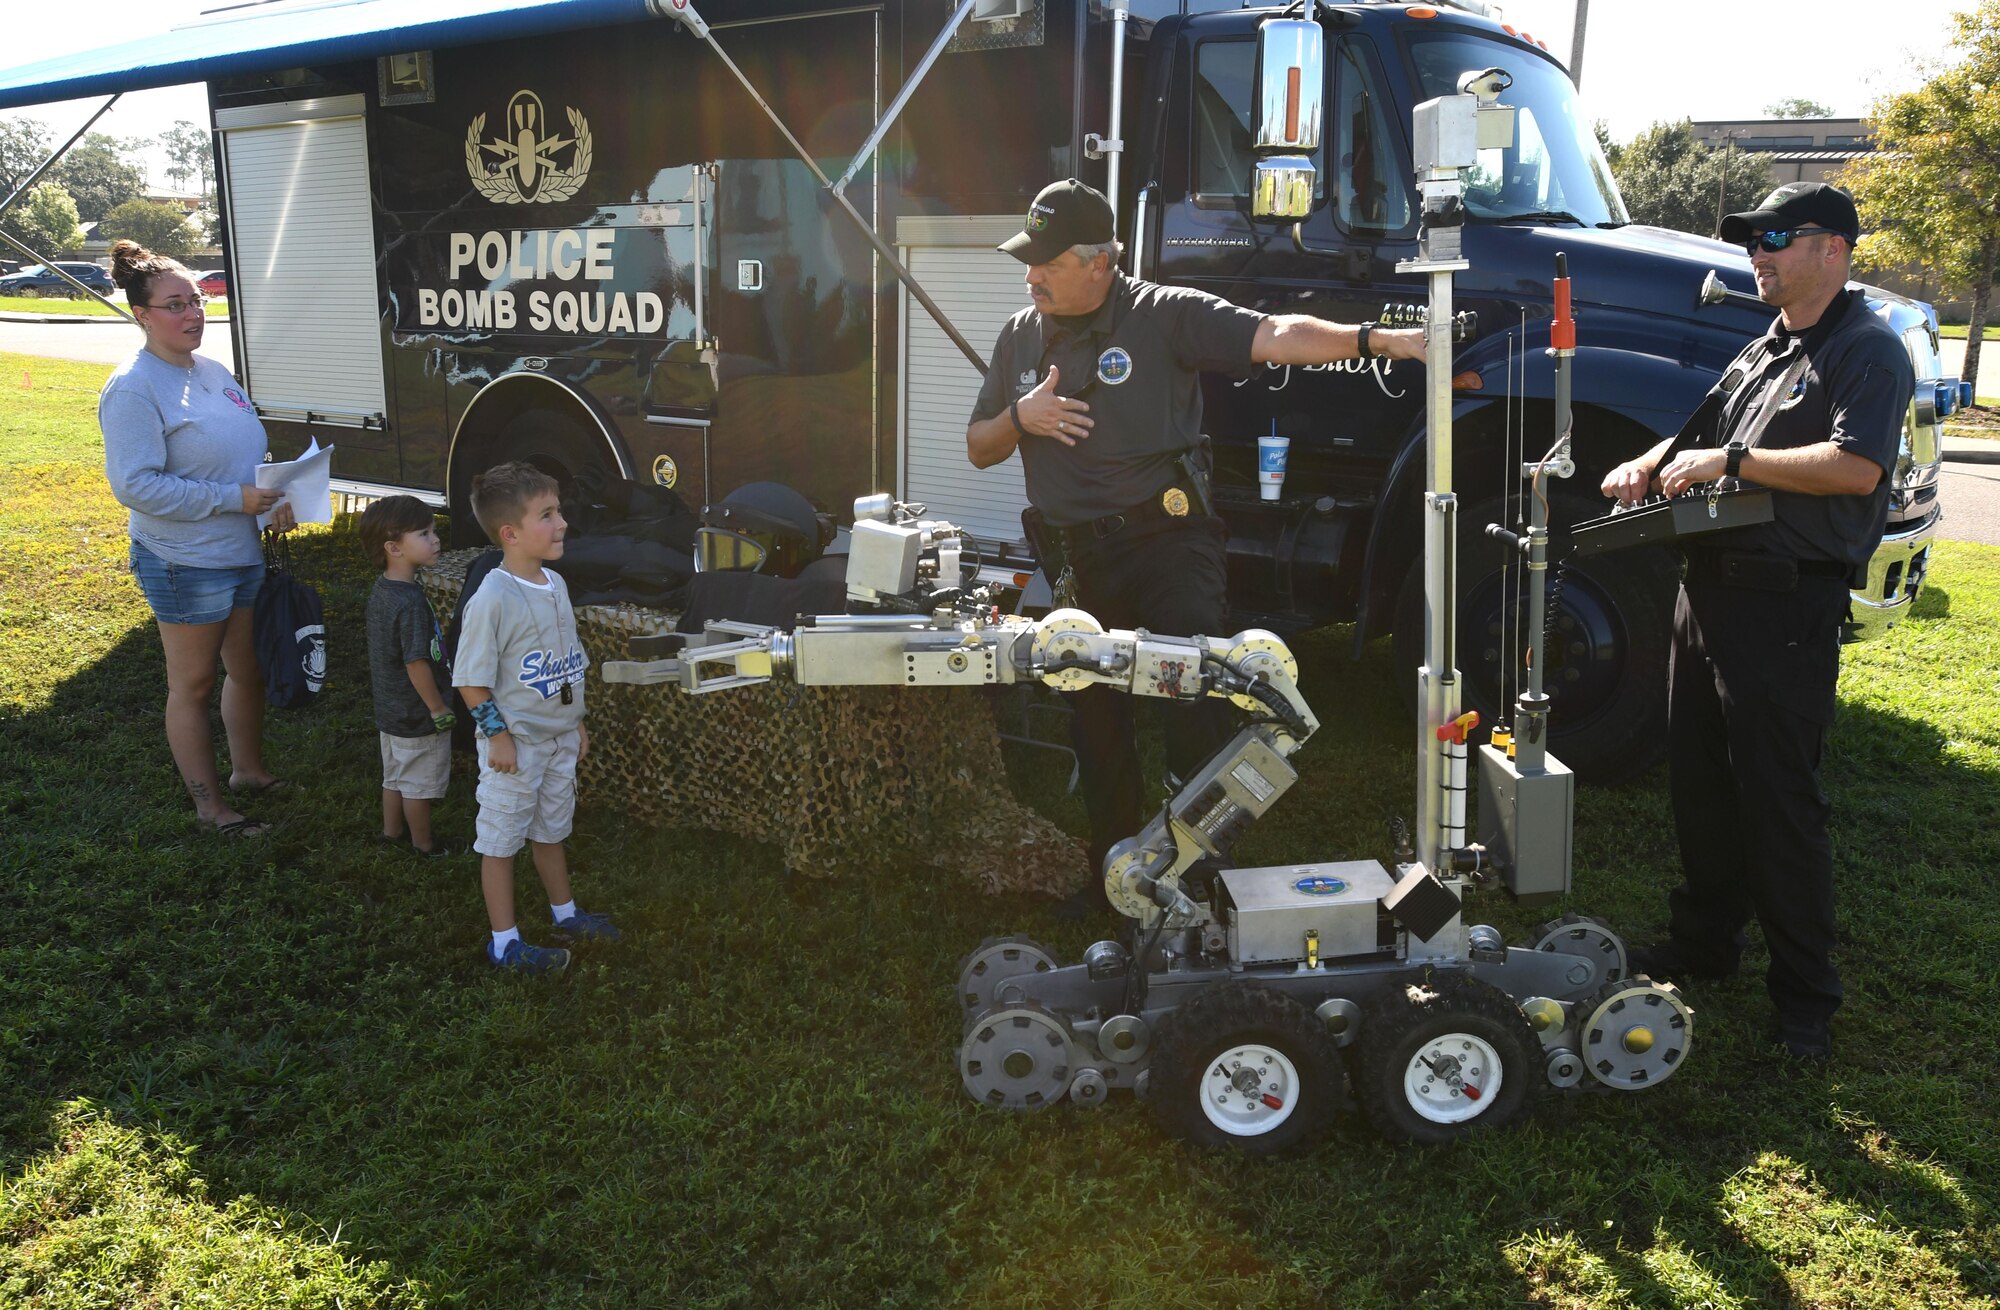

{"left": 1404, "top": 31, "right": 1628, "bottom": 227}
{"left": 1191, "top": 38, "right": 1322, "bottom": 205}
{"left": 1332, "top": 40, "right": 1412, "bottom": 235}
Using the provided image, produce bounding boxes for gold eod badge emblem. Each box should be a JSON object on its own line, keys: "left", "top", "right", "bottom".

{"left": 466, "top": 90, "right": 593, "bottom": 204}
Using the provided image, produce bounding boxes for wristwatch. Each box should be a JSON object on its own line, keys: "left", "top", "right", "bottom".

{"left": 1724, "top": 441, "right": 1749, "bottom": 480}
{"left": 1356, "top": 322, "right": 1375, "bottom": 360}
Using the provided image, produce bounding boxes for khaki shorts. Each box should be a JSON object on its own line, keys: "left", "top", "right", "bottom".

{"left": 379, "top": 730, "right": 452, "bottom": 800}
{"left": 474, "top": 729, "right": 580, "bottom": 858}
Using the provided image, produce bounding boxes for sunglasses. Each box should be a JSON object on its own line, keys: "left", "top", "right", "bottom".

{"left": 1744, "top": 228, "right": 1842, "bottom": 255}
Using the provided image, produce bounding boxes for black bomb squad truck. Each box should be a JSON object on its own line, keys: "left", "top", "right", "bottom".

{"left": 0, "top": 0, "right": 1955, "bottom": 781}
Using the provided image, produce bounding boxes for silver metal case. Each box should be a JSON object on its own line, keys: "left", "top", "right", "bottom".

{"left": 1221, "top": 860, "right": 1394, "bottom": 965}
{"left": 846, "top": 519, "right": 923, "bottom": 597}
{"left": 1476, "top": 743, "right": 1573, "bottom": 903}
{"left": 1411, "top": 94, "right": 1476, "bottom": 174}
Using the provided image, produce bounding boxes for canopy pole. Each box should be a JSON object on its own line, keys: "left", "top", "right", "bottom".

{"left": 0, "top": 95, "right": 134, "bottom": 322}
{"left": 832, "top": 0, "right": 980, "bottom": 197}
{"left": 655, "top": 0, "right": 988, "bottom": 376}
{"left": 0, "top": 94, "right": 120, "bottom": 215}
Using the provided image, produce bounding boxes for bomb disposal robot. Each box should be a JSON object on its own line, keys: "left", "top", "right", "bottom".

{"left": 603, "top": 62, "right": 1691, "bottom": 1151}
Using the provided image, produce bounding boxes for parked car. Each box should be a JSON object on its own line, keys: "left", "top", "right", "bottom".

{"left": 0, "top": 262, "right": 114, "bottom": 298}
{"left": 195, "top": 269, "right": 228, "bottom": 298}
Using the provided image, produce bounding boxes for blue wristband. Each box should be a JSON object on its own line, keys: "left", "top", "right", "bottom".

{"left": 470, "top": 700, "right": 507, "bottom": 738}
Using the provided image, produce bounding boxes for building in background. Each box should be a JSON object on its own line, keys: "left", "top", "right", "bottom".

{"left": 1692, "top": 117, "right": 1963, "bottom": 316}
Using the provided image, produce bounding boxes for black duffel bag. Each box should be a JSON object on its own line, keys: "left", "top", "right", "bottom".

{"left": 253, "top": 529, "right": 327, "bottom": 708}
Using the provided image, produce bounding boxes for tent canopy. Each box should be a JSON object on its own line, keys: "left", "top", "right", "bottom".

{"left": 0, "top": 0, "right": 674, "bottom": 111}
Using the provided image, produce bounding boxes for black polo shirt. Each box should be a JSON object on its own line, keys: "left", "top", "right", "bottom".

{"left": 1704, "top": 287, "right": 1914, "bottom": 567}
{"left": 971, "top": 272, "right": 1263, "bottom": 528}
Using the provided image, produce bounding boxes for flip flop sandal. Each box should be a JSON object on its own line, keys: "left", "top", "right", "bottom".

{"left": 231, "top": 777, "right": 293, "bottom": 797}
{"left": 208, "top": 818, "right": 272, "bottom": 839}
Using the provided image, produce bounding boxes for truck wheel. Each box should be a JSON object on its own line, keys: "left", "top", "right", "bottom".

{"left": 449, "top": 407, "right": 618, "bottom": 547}
{"left": 1391, "top": 493, "right": 1678, "bottom": 786}
{"left": 1147, "top": 983, "right": 1343, "bottom": 1154}
{"left": 1353, "top": 973, "right": 1541, "bottom": 1144}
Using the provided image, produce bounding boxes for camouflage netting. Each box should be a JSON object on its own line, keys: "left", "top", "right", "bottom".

{"left": 424, "top": 552, "right": 1087, "bottom": 896}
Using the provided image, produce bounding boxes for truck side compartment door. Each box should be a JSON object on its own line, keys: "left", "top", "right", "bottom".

{"left": 217, "top": 94, "right": 393, "bottom": 475}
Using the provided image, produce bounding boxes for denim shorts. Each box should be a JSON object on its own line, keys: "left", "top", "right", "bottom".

{"left": 128, "top": 540, "right": 265, "bottom": 625}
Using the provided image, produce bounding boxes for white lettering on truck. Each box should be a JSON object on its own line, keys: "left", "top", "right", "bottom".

{"left": 417, "top": 227, "right": 664, "bottom": 333}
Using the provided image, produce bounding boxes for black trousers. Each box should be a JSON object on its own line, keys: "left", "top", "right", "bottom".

{"left": 1064, "top": 516, "right": 1231, "bottom": 872}
{"left": 1666, "top": 573, "right": 1848, "bottom": 1022}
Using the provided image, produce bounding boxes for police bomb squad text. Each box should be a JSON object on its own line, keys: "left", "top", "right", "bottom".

{"left": 414, "top": 228, "right": 669, "bottom": 334}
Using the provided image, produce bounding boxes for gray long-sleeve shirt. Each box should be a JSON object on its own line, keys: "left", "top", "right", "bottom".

{"left": 100, "top": 349, "right": 269, "bottom": 568}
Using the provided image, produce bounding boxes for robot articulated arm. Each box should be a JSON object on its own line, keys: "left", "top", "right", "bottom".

{"left": 597, "top": 500, "right": 1320, "bottom": 926}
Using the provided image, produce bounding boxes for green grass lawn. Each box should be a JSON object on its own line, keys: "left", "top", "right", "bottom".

{"left": 0, "top": 295, "right": 231, "bottom": 319}
{"left": 3, "top": 348, "right": 1997, "bottom": 1308}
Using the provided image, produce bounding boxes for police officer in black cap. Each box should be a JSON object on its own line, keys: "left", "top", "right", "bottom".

{"left": 1601, "top": 182, "right": 1914, "bottom": 1060}
{"left": 967, "top": 178, "right": 1424, "bottom": 913}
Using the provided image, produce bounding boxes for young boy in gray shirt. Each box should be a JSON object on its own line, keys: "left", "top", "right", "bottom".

{"left": 453, "top": 462, "right": 621, "bottom": 974}
{"left": 361, "top": 496, "right": 455, "bottom": 857}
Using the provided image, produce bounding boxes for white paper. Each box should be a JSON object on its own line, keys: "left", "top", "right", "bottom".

{"left": 256, "top": 436, "right": 335, "bottom": 528}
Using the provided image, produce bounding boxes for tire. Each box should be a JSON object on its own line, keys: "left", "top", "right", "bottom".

{"left": 1147, "top": 983, "right": 1343, "bottom": 1154}
{"left": 1392, "top": 492, "right": 1678, "bottom": 786}
{"left": 1353, "top": 972, "right": 1541, "bottom": 1144}
{"left": 449, "top": 405, "right": 618, "bottom": 547}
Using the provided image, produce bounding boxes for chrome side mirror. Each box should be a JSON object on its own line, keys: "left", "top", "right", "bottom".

{"left": 1251, "top": 18, "right": 1323, "bottom": 220}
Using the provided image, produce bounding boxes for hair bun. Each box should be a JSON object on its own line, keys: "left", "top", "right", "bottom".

{"left": 109, "top": 239, "right": 154, "bottom": 290}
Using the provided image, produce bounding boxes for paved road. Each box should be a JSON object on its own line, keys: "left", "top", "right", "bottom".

{"left": 1941, "top": 339, "right": 1995, "bottom": 401}
{"left": 2, "top": 318, "right": 1995, "bottom": 544}
{"left": 0, "top": 316, "right": 233, "bottom": 366}
{"left": 1938, "top": 462, "right": 2000, "bottom": 547}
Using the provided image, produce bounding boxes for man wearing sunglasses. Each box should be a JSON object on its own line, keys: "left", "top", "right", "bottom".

{"left": 1599, "top": 182, "right": 1914, "bottom": 1062}
{"left": 966, "top": 178, "right": 1425, "bottom": 918}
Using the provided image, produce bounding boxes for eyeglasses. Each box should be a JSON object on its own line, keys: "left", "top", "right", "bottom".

{"left": 142, "top": 296, "right": 209, "bottom": 314}
{"left": 1744, "top": 228, "right": 1842, "bottom": 255}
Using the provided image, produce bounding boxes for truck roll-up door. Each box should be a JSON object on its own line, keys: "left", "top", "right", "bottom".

{"left": 216, "top": 95, "right": 386, "bottom": 429}
{"left": 899, "top": 216, "right": 1030, "bottom": 550}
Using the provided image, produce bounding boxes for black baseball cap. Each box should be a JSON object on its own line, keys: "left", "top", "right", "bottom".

{"left": 998, "top": 178, "right": 1115, "bottom": 265}
{"left": 1720, "top": 182, "right": 1860, "bottom": 246}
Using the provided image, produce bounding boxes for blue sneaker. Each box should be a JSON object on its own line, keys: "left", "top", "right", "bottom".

{"left": 552, "top": 909, "right": 622, "bottom": 944}
{"left": 490, "top": 939, "right": 570, "bottom": 975}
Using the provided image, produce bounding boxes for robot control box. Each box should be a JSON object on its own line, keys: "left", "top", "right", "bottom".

{"left": 1476, "top": 743, "right": 1573, "bottom": 904}
{"left": 1220, "top": 861, "right": 1397, "bottom": 965}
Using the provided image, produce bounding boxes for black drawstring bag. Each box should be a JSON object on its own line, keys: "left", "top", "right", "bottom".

{"left": 254, "top": 529, "right": 327, "bottom": 708}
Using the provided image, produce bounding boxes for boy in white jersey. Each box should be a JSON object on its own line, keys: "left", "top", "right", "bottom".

{"left": 454, "top": 462, "right": 621, "bottom": 974}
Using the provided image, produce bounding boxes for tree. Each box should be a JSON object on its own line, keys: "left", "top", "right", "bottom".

{"left": 50, "top": 133, "right": 146, "bottom": 224}
{"left": 158, "top": 120, "right": 213, "bottom": 197}
{"left": 1593, "top": 119, "right": 1620, "bottom": 168}
{"left": 1763, "top": 97, "right": 1835, "bottom": 119}
{"left": 0, "top": 117, "right": 54, "bottom": 201}
{"left": 3, "top": 183, "right": 85, "bottom": 260}
{"left": 99, "top": 199, "right": 196, "bottom": 258}
{"left": 1610, "top": 119, "right": 1774, "bottom": 237}
{"left": 1841, "top": 0, "right": 2000, "bottom": 389}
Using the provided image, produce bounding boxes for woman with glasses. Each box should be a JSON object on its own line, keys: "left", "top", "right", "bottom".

{"left": 100, "top": 239, "right": 296, "bottom": 838}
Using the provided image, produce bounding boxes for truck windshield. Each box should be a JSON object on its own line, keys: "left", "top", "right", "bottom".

{"left": 1405, "top": 32, "right": 1628, "bottom": 227}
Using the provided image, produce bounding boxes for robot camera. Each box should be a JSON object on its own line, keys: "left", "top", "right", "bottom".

{"left": 1456, "top": 67, "right": 1512, "bottom": 102}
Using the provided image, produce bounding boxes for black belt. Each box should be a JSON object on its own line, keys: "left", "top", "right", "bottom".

{"left": 1683, "top": 548, "right": 1852, "bottom": 592}
{"left": 1061, "top": 477, "right": 1212, "bottom": 544}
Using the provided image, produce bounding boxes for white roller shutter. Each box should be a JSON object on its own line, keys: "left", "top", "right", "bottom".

{"left": 900, "top": 217, "right": 1032, "bottom": 549}
{"left": 217, "top": 96, "right": 385, "bottom": 424}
